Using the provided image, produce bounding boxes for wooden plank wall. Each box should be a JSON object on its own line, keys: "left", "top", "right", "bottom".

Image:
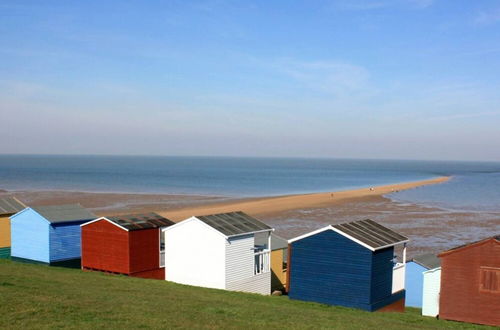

{"left": 439, "top": 239, "right": 500, "bottom": 327}
{"left": 81, "top": 220, "right": 130, "bottom": 274}
{"left": 288, "top": 230, "right": 374, "bottom": 310}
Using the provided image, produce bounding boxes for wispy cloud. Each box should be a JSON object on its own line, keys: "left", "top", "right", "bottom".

{"left": 271, "top": 59, "right": 372, "bottom": 98}
{"left": 332, "top": 0, "right": 434, "bottom": 11}
{"left": 429, "top": 111, "right": 500, "bottom": 121}
{"left": 473, "top": 7, "right": 500, "bottom": 26}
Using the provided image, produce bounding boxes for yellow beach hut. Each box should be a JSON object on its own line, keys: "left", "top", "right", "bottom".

{"left": 256, "top": 232, "right": 288, "bottom": 291}
{"left": 0, "top": 197, "right": 27, "bottom": 258}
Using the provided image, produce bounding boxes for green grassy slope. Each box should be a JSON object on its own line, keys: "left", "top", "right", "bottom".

{"left": 0, "top": 260, "right": 491, "bottom": 329}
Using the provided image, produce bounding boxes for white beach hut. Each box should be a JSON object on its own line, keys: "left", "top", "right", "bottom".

{"left": 162, "top": 211, "right": 273, "bottom": 295}
{"left": 422, "top": 267, "right": 441, "bottom": 317}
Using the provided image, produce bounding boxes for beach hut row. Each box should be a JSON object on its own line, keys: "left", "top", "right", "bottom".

{"left": 1, "top": 197, "right": 498, "bottom": 326}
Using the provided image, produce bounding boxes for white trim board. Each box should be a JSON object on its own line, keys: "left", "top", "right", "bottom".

{"left": 288, "top": 225, "right": 408, "bottom": 252}
{"left": 80, "top": 217, "right": 129, "bottom": 231}
{"left": 162, "top": 216, "right": 273, "bottom": 239}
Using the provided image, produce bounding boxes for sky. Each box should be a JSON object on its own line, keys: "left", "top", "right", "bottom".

{"left": 1, "top": 0, "right": 500, "bottom": 161}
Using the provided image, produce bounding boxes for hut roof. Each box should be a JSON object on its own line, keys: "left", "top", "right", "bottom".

{"left": 196, "top": 211, "right": 272, "bottom": 237}
{"left": 0, "top": 197, "right": 26, "bottom": 216}
{"left": 105, "top": 213, "right": 175, "bottom": 231}
{"left": 438, "top": 236, "right": 500, "bottom": 257}
{"left": 411, "top": 253, "right": 441, "bottom": 270}
{"left": 332, "top": 219, "right": 408, "bottom": 250}
{"left": 289, "top": 219, "right": 408, "bottom": 251}
{"left": 31, "top": 204, "right": 96, "bottom": 223}
{"left": 254, "top": 233, "right": 288, "bottom": 250}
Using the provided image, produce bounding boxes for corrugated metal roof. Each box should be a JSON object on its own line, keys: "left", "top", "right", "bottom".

{"left": 196, "top": 211, "right": 272, "bottom": 237}
{"left": 0, "top": 197, "right": 26, "bottom": 216}
{"left": 107, "top": 213, "right": 174, "bottom": 231}
{"left": 412, "top": 253, "right": 441, "bottom": 270}
{"left": 333, "top": 219, "right": 408, "bottom": 250}
{"left": 254, "top": 233, "right": 288, "bottom": 251}
{"left": 31, "top": 204, "right": 96, "bottom": 223}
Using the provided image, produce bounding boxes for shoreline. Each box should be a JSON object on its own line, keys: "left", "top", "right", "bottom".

{"left": 157, "top": 176, "right": 450, "bottom": 221}
{"left": 0, "top": 177, "right": 450, "bottom": 219}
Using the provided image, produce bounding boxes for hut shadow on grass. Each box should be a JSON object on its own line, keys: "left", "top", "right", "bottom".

{"left": 50, "top": 258, "right": 82, "bottom": 269}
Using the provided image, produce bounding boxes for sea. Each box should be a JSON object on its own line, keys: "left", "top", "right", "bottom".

{"left": 1, "top": 155, "right": 500, "bottom": 213}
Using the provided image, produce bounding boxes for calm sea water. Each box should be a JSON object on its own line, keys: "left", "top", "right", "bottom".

{"left": 0, "top": 155, "right": 499, "bottom": 212}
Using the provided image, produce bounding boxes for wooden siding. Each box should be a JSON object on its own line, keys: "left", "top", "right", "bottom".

{"left": 10, "top": 209, "right": 50, "bottom": 263}
{"left": 226, "top": 234, "right": 254, "bottom": 284}
{"left": 439, "top": 239, "right": 500, "bottom": 327}
{"left": 376, "top": 295, "right": 405, "bottom": 312}
{"left": 289, "top": 229, "right": 400, "bottom": 311}
{"left": 405, "top": 261, "right": 427, "bottom": 307}
{"left": 0, "top": 215, "right": 11, "bottom": 248}
{"left": 128, "top": 228, "right": 160, "bottom": 273}
{"left": 225, "top": 234, "right": 271, "bottom": 294}
{"left": 131, "top": 268, "right": 165, "bottom": 280}
{"left": 226, "top": 272, "right": 271, "bottom": 295}
{"left": 0, "top": 247, "right": 10, "bottom": 259}
{"left": 370, "top": 247, "right": 395, "bottom": 303}
{"left": 271, "top": 249, "right": 286, "bottom": 291}
{"left": 49, "top": 222, "right": 85, "bottom": 262}
{"left": 422, "top": 267, "right": 440, "bottom": 317}
{"left": 81, "top": 220, "right": 130, "bottom": 274}
{"left": 289, "top": 230, "right": 373, "bottom": 310}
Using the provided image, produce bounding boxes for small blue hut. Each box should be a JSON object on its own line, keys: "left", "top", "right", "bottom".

{"left": 10, "top": 204, "right": 96, "bottom": 265}
{"left": 405, "top": 254, "right": 440, "bottom": 308}
{"left": 288, "top": 219, "right": 409, "bottom": 312}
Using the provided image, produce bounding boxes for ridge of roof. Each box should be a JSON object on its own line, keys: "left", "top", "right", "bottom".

{"left": 106, "top": 212, "right": 175, "bottom": 231}
{"left": 439, "top": 235, "right": 500, "bottom": 257}
{"left": 195, "top": 211, "right": 272, "bottom": 237}
{"left": 31, "top": 204, "right": 96, "bottom": 223}
{"left": 289, "top": 219, "right": 408, "bottom": 251}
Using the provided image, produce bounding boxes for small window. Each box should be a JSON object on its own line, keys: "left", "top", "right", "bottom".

{"left": 479, "top": 267, "right": 500, "bottom": 293}
{"left": 160, "top": 231, "right": 165, "bottom": 252}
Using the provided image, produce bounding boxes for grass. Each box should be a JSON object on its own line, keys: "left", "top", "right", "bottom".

{"left": 0, "top": 260, "right": 492, "bottom": 329}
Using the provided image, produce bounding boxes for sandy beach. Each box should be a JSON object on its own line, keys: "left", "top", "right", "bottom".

{"left": 2, "top": 176, "right": 448, "bottom": 219}
{"left": 4, "top": 175, "right": 499, "bottom": 257}
{"left": 156, "top": 176, "right": 450, "bottom": 220}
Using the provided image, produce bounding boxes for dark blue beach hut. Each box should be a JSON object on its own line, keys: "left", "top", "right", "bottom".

{"left": 287, "top": 219, "right": 409, "bottom": 312}
{"left": 10, "top": 204, "right": 96, "bottom": 266}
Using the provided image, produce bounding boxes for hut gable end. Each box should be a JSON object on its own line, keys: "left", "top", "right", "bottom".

{"left": 81, "top": 219, "right": 130, "bottom": 274}
{"left": 289, "top": 230, "right": 374, "bottom": 309}
{"left": 439, "top": 237, "right": 500, "bottom": 326}
{"left": 10, "top": 208, "right": 50, "bottom": 263}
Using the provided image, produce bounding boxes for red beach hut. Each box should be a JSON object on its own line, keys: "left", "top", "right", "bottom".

{"left": 438, "top": 236, "right": 500, "bottom": 327}
{"left": 81, "top": 213, "right": 174, "bottom": 280}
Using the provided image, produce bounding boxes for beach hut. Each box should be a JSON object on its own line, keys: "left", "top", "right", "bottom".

{"left": 0, "top": 197, "right": 26, "bottom": 259}
{"left": 10, "top": 204, "right": 96, "bottom": 266}
{"left": 422, "top": 266, "right": 441, "bottom": 317}
{"left": 405, "top": 253, "right": 441, "bottom": 308}
{"left": 81, "top": 213, "right": 174, "bottom": 279}
{"left": 438, "top": 236, "right": 500, "bottom": 327}
{"left": 287, "top": 219, "right": 409, "bottom": 312}
{"left": 163, "top": 211, "right": 273, "bottom": 295}
{"left": 256, "top": 232, "right": 288, "bottom": 291}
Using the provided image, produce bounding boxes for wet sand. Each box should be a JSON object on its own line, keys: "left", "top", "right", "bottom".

{"left": 156, "top": 177, "right": 450, "bottom": 220}
{"left": 3, "top": 175, "right": 499, "bottom": 256}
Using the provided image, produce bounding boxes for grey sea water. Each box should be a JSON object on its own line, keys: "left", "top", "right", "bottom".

{"left": 0, "top": 155, "right": 499, "bottom": 212}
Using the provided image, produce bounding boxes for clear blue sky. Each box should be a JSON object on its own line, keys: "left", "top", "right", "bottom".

{"left": 1, "top": 1, "right": 500, "bottom": 161}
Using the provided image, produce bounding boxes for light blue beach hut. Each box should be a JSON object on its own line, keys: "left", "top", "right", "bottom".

{"left": 405, "top": 254, "right": 440, "bottom": 308}
{"left": 10, "top": 204, "right": 96, "bottom": 266}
